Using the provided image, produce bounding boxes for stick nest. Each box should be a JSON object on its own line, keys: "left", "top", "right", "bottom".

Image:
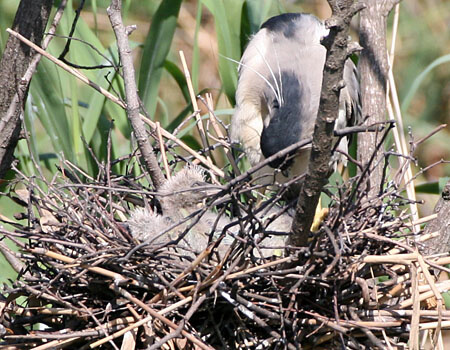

{"left": 0, "top": 134, "right": 448, "bottom": 350}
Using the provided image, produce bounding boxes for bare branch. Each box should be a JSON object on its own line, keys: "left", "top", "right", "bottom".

{"left": 0, "top": 0, "right": 55, "bottom": 178}
{"left": 357, "top": 0, "right": 400, "bottom": 198}
{"left": 107, "top": 0, "right": 166, "bottom": 190}
{"left": 290, "top": 0, "right": 362, "bottom": 246}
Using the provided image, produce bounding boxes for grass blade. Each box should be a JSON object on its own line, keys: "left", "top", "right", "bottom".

{"left": 138, "top": 0, "right": 182, "bottom": 118}
{"left": 401, "top": 54, "right": 450, "bottom": 114}
{"left": 202, "top": 0, "right": 245, "bottom": 105}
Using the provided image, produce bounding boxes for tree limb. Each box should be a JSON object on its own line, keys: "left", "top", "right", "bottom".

{"left": 290, "top": 0, "right": 364, "bottom": 247}
{"left": 107, "top": 0, "right": 166, "bottom": 190}
{"left": 421, "top": 180, "right": 450, "bottom": 256}
{"left": 0, "top": 0, "right": 54, "bottom": 179}
{"left": 357, "top": 0, "right": 401, "bottom": 198}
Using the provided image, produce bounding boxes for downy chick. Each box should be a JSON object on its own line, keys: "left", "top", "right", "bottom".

{"left": 128, "top": 166, "right": 294, "bottom": 258}
{"left": 128, "top": 166, "right": 231, "bottom": 256}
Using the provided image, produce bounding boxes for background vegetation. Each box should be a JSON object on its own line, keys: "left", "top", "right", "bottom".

{"left": 0, "top": 0, "right": 449, "bottom": 282}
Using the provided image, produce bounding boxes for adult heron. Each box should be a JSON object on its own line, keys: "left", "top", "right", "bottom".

{"left": 231, "top": 13, "right": 360, "bottom": 187}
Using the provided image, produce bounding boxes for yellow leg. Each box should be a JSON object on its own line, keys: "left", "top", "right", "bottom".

{"left": 310, "top": 197, "right": 329, "bottom": 232}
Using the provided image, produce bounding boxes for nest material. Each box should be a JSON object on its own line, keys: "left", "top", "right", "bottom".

{"left": 0, "top": 139, "right": 448, "bottom": 350}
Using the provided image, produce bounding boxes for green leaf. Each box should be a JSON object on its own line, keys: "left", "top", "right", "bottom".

{"left": 138, "top": 0, "right": 182, "bottom": 118}
{"left": 414, "top": 177, "right": 450, "bottom": 195}
{"left": 401, "top": 54, "right": 450, "bottom": 114}
{"left": 415, "top": 181, "right": 440, "bottom": 195}
{"left": 164, "top": 59, "right": 189, "bottom": 103}
{"left": 166, "top": 104, "right": 193, "bottom": 133}
{"left": 443, "top": 292, "right": 450, "bottom": 309}
{"left": 30, "top": 60, "right": 74, "bottom": 161}
{"left": 156, "top": 96, "right": 170, "bottom": 127}
{"left": 180, "top": 134, "right": 202, "bottom": 151}
{"left": 0, "top": 223, "right": 21, "bottom": 286}
{"left": 240, "top": 0, "right": 275, "bottom": 52}
{"left": 202, "top": 0, "right": 245, "bottom": 105}
{"left": 213, "top": 108, "right": 235, "bottom": 117}
{"left": 191, "top": 3, "right": 203, "bottom": 92}
{"left": 91, "top": 0, "right": 98, "bottom": 34}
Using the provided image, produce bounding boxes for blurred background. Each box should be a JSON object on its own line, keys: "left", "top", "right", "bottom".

{"left": 0, "top": 0, "right": 449, "bottom": 281}
{"left": 0, "top": 0, "right": 448, "bottom": 177}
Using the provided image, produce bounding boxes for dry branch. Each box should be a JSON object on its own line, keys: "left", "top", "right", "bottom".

{"left": 357, "top": 0, "right": 401, "bottom": 198}
{"left": 107, "top": 0, "right": 166, "bottom": 190}
{"left": 0, "top": 0, "right": 55, "bottom": 178}
{"left": 1, "top": 131, "right": 447, "bottom": 349}
{"left": 290, "top": 0, "right": 364, "bottom": 246}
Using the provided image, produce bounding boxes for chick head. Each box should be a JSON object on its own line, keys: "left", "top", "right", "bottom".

{"left": 158, "top": 166, "right": 219, "bottom": 213}
{"left": 127, "top": 207, "right": 171, "bottom": 244}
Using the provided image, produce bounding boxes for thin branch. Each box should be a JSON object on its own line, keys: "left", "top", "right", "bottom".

{"left": 5, "top": 27, "right": 225, "bottom": 178}
{"left": 107, "top": 1, "right": 166, "bottom": 190}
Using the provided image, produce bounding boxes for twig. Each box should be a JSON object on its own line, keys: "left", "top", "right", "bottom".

{"left": 156, "top": 121, "right": 171, "bottom": 180}
{"left": 179, "top": 51, "right": 213, "bottom": 165}
{"left": 114, "top": 287, "right": 214, "bottom": 350}
{"left": 417, "top": 252, "right": 444, "bottom": 345}
{"left": 107, "top": 1, "right": 166, "bottom": 190}
{"left": 409, "top": 263, "right": 420, "bottom": 349}
{"left": 30, "top": 248, "right": 139, "bottom": 286}
{"left": 0, "top": 241, "right": 25, "bottom": 273}
{"left": 5, "top": 28, "right": 225, "bottom": 178}
{"left": 203, "top": 92, "right": 240, "bottom": 175}
{"left": 387, "top": 53, "right": 420, "bottom": 233}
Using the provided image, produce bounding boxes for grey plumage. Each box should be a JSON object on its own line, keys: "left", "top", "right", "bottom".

{"left": 157, "top": 166, "right": 211, "bottom": 214}
{"left": 128, "top": 166, "right": 293, "bottom": 258}
{"left": 231, "top": 13, "right": 360, "bottom": 183}
{"left": 128, "top": 166, "right": 227, "bottom": 256}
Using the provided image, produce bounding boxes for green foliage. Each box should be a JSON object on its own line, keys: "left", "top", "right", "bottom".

{"left": 401, "top": 54, "right": 450, "bottom": 115}
{"left": 393, "top": 2, "right": 450, "bottom": 178}
{"left": 0, "top": 196, "right": 28, "bottom": 285}
{"left": 240, "top": 0, "right": 278, "bottom": 52}
{"left": 201, "top": 0, "right": 244, "bottom": 105}
{"left": 0, "top": 239, "right": 18, "bottom": 285}
{"left": 138, "top": 0, "right": 182, "bottom": 118}
{"left": 415, "top": 177, "right": 450, "bottom": 195}
{"left": 443, "top": 291, "right": 450, "bottom": 309}
{"left": 164, "top": 59, "right": 190, "bottom": 103}
{"left": 0, "top": 0, "right": 447, "bottom": 195}
{"left": 30, "top": 60, "right": 75, "bottom": 162}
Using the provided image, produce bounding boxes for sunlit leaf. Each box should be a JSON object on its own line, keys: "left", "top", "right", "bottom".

{"left": 138, "top": 0, "right": 182, "bottom": 118}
